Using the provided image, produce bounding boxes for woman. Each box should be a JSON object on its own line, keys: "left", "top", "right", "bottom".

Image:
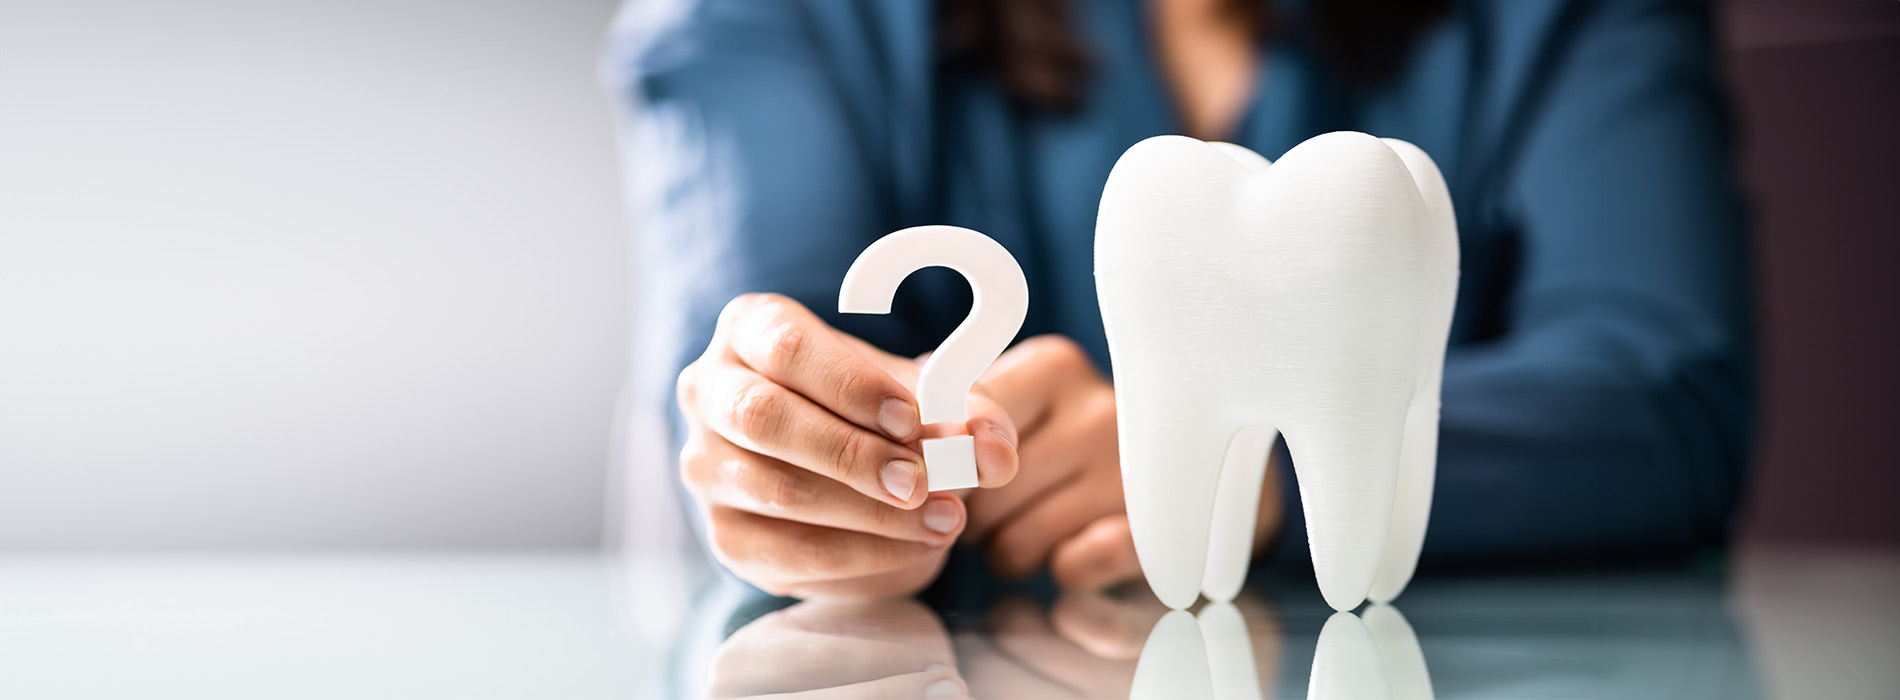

{"left": 613, "top": 0, "right": 1753, "bottom": 599}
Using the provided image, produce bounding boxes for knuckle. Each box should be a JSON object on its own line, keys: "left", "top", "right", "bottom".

{"left": 718, "top": 293, "right": 767, "bottom": 329}
{"left": 831, "top": 363, "right": 876, "bottom": 404}
{"left": 833, "top": 426, "right": 879, "bottom": 480}
{"left": 726, "top": 382, "right": 787, "bottom": 440}
{"left": 1032, "top": 334, "right": 1087, "bottom": 365}
{"left": 759, "top": 318, "right": 810, "bottom": 370}
{"left": 706, "top": 512, "right": 743, "bottom": 562}
{"left": 751, "top": 465, "right": 806, "bottom": 513}
{"left": 1083, "top": 389, "right": 1119, "bottom": 430}
{"left": 674, "top": 363, "right": 701, "bottom": 408}
{"left": 677, "top": 437, "right": 710, "bottom": 482}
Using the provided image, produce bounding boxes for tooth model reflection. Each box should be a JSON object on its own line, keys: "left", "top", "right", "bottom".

{"left": 1307, "top": 605, "right": 1435, "bottom": 700}
{"left": 1130, "top": 602, "right": 1264, "bottom": 700}
{"left": 1095, "top": 133, "right": 1459, "bottom": 611}
{"left": 1132, "top": 603, "right": 1432, "bottom": 700}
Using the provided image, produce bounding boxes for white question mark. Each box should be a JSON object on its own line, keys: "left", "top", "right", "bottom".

{"left": 840, "top": 225, "right": 1029, "bottom": 491}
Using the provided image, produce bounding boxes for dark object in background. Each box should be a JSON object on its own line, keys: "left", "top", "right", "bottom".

{"left": 1725, "top": 0, "right": 1900, "bottom": 547}
{"left": 937, "top": 0, "right": 1449, "bottom": 111}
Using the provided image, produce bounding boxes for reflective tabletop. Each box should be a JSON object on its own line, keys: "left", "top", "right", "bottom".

{"left": 1, "top": 546, "right": 1895, "bottom": 699}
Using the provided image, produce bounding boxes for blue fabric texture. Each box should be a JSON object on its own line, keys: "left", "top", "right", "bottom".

{"left": 610, "top": 0, "right": 1753, "bottom": 578}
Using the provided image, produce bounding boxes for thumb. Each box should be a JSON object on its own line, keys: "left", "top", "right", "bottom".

{"left": 959, "top": 389, "right": 1020, "bottom": 489}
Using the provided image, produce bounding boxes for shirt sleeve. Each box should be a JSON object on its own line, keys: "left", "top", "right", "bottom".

{"left": 1273, "top": 0, "right": 1754, "bottom": 570}
{"left": 610, "top": 1, "right": 911, "bottom": 548}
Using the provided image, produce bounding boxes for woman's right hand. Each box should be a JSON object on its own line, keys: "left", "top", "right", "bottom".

{"left": 676, "top": 293, "right": 1021, "bottom": 598}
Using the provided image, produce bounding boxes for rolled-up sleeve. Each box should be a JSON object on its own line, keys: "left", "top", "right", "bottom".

{"left": 1428, "top": 0, "right": 1753, "bottom": 559}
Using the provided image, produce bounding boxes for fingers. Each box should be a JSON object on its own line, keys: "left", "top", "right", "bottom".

{"left": 711, "top": 598, "right": 958, "bottom": 698}
{"left": 985, "top": 475, "right": 1126, "bottom": 580}
{"left": 974, "top": 335, "right": 1103, "bottom": 438}
{"left": 954, "top": 601, "right": 1088, "bottom": 699}
{"left": 1050, "top": 514, "right": 1146, "bottom": 592}
{"left": 758, "top": 670, "right": 969, "bottom": 700}
{"left": 962, "top": 389, "right": 1114, "bottom": 541}
{"left": 684, "top": 359, "right": 927, "bottom": 507}
{"left": 1049, "top": 581, "right": 1172, "bottom": 661}
{"left": 779, "top": 562, "right": 951, "bottom": 599}
{"left": 962, "top": 390, "right": 1021, "bottom": 488}
{"left": 837, "top": 319, "right": 1021, "bottom": 490}
{"left": 720, "top": 293, "right": 922, "bottom": 442}
{"left": 988, "top": 597, "right": 1139, "bottom": 697}
{"left": 706, "top": 506, "right": 951, "bottom": 592}
{"left": 682, "top": 435, "right": 965, "bottom": 544}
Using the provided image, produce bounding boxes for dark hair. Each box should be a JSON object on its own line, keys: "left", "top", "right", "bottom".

{"left": 939, "top": 0, "right": 1453, "bottom": 111}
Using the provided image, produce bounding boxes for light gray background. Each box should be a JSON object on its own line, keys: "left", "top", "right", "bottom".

{"left": 0, "top": 0, "right": 633, "bottom": 549}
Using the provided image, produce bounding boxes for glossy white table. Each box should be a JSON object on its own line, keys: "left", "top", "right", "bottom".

{"left": 1, "top": 547, "right": 1893, "bottom": 698}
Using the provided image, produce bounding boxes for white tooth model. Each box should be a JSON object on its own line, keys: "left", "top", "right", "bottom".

{"left": 1095, "top": 132, "right": 1459, "bottom": 612}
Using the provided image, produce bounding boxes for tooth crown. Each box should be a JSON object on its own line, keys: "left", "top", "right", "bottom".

{"left": 1095, "top": 132, "right": 1459, "bottom": 612}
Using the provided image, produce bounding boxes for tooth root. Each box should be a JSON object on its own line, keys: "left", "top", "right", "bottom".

{"left": 1130, "top": 610, "right": 1215, "bottom": 700}
{"left": 1363, "top": 604, "right": 1435, "bottom": 699}
{"left": 1369, "top": 138, "right": 1459, "bottom": 605}
{"left": 1118, "top": 397, "right": 1236, "bottom": 610}
{"left": 1308, "top": 612, "right": 1391, "bottom": 700}
{"left": 1369, "top": 398, "right": 1439, "bottom": 604}
{"left": 1196, "top": 602, "right": 1265, "bottom": 700}
{"left": 1201, "top": 425, "right": 1279, "bottom": 603}
{"left": 1285, "top": 414, "right": 1408, "bottom": 612}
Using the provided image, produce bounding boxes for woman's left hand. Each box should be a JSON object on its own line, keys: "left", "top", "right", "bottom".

{"left": 962, "top": 335, "right": 1286, "bottom": 590}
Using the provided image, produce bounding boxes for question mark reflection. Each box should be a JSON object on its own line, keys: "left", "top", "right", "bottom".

{"left": 705, "top": 592, "right": 1431, "bottom": 699}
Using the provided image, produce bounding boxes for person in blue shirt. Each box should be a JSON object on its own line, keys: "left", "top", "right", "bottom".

{"left": 611, "top": 0, "right": 1753, "bottom": 599}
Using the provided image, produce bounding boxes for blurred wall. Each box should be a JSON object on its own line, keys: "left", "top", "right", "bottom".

{"left": 0, "top": 0, "right": 630, "bottom": 549}
{"left": 1723, "top": 0, "right": 1900, "bottom": 546}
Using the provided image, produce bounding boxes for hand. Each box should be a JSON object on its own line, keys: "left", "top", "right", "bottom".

{"left": 675, "top": 293, "right": 1020, "bottom": 598}
{"left": 707, "top": 597, "right": 967, "bottom": 699}
{"left": 963, "top": 335, "right": 1286, "bottom": 590}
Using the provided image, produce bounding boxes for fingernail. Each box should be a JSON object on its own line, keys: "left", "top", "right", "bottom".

{"left": 924, "top": 679, "right": 962, "bottom": 699}
{"left": 923, "top": 499, "right": 959, "bottom": 534}
{"left": 881, "top": 460, "right": 919, "bottom": 502}
{"left": 878, "top": 398, "right": 916, "bottom": 440}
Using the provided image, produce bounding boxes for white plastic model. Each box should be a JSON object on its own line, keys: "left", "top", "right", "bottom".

{"left": 1095, "top": 132, "right": 1459, "bottom": 612}
{"left": 1131, "top": 602, "right": 1432, "bottom": 700}
{"left": 841, "top": 225, "right": 1029, "bottom": 491}
{"left": 1307, "top": 605, "right": 1435, "bottom": 700}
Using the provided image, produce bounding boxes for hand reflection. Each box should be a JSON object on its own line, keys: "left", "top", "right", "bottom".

{"left": 706, "top": 597, "right": 967, "bottom": 699}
